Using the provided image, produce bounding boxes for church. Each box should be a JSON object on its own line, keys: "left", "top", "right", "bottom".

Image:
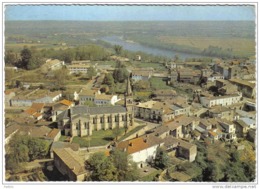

{"left": 57, "top": 78, "right": 134, "bottom": 137}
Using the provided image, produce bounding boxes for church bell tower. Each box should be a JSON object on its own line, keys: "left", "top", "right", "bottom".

{"left": 125, "top": 77, "right": 134, "bottom": 126}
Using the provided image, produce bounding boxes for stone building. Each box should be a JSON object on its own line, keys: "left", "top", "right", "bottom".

{"left": 57, "top": 78, "right": 134, "bottom": 137}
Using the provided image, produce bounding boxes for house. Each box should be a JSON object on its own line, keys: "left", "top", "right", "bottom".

{"left": 67, "top": 64, "right": 91, "bottom": 74}
{"left": 239, "top": 117, "right": 256, "bottom": 129}
{"left": 53, "top": 148, "right": 88, "bottom": 181}
{"left": 23, "top": 103, "right": 45, "bottom": 120}
{"left": 229, "top": 78, "right": 256, "bottom": 99}
{"left": 198, "top": 119, "right": 212, "bottom": 130}
{"left": 116, "top": 135, "right": 163, "bottom": 168}
{"left": 234, "top": 120, "right": 250, "bottom": 138}
{"left": 163, "top": 136, "right": 197, "bottom": 162}
{"left": 206, "top": 73, "right": 224, "bottom": 82}
{"left": 50, "top": 141, "right": 80, "bottom": 159}
{"left": 135, "top": 101, "right": 175, "bottom": 123}
{"left": 135, "top": 55, "right": 141, "bottom": 61}
{"left": 207, "top": 128, "right": 222, "bottom": 141}
{"left": 199, "top": 93, "right": 242, "bottom": 108}
{"left": 217, "top": 119, "right": 236, "bottom": 141}
{"left": 235, "top": 109, "right": 256, "bottom": 120}
{"left": 50, "top": 101, "right": 74, "bottom": 121}
{"left": 94, "top": 94, "right": 120, "bottom": 106}
{"left": 79, "top": 89, "right": 100, "bottom": 105}
{"left": 45, "top": 128, "right": 61, "bottom": 142}
{"left": 10, "top": 89, "right": 62, "bottom": 107}
{"left": 152, "top": 89, "right": 177, "bottom": 101}
{"left": 42, "top": 59, "right": 64, "bottom": 71}
{"left": 208, "top": 106, "right": 234, "bottom": 121}
{"left": 79, "top": 89, "right": 120, "bottom": 106}
{"left": 131, "top": 69, "right": 152, "bottom": 82}
{"left": 178, "top": 68, "right": 201, "bottom": 85}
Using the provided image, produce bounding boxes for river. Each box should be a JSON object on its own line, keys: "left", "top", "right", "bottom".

{"left": 100, "top": 36, "right": 207, "bottom": 60}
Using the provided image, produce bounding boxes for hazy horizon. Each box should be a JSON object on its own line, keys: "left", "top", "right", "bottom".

{"left": 5, "top": 5, "right": 255, "bottom": 21}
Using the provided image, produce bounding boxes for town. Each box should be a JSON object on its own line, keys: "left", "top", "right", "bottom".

{"left": 4, "top": 6, "right": 256, "bottom": 183}
{"left": 5, "top": 48, "right": 256, "bottom": 182}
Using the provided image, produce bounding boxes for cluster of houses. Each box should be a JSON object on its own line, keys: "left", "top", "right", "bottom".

{"left": 4, "top": 57, "right": 256, "bottom": 181}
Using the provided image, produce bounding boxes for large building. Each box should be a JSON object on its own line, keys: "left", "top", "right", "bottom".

{"left": 57, "top": 78, "right": 134, "bottom": 137}
{"left": 199, "top": 93, "right": 242, "bottom": 108}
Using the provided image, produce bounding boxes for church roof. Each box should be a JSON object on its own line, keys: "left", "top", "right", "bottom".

{"left": 70, "top": 105, "right": 127, "bottom": 115}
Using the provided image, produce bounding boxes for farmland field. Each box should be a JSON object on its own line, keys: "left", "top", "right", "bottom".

{"left": 157, "top": 36, "right": 255, "bottom": 57}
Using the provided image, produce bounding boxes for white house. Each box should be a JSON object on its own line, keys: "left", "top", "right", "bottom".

{"left": 218, "top": 119, "right": 236, "bottom": 141}
{"left": 94, "top": 94, "right": 120, "bottom": 106}
{"left": 67, "top": 64, "right": 91, "bottom": 74}
{"left": 43, "top": 59, "right": 64, "bottom": 71}
{"left": 207, "top": 73, "right": 224, "bottom": 82}
{"left": 117, "top": 135, "right": 163, "bottom": 168}
{"left": 199, "top": 93, "right": 242, "bottom": 108}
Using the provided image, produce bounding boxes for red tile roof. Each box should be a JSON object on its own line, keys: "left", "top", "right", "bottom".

{"left": 47, "top": 128, "right": 60, "bottom": 139}
{"left": 59, "top": 99, "right": 74, "bottom": 106}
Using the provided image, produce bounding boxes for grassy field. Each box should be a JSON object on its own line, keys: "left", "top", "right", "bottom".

{"left": 158, "top": 36, "right": 255, "bottom": 57}
{"left": 72, "top": 128, "right": 125, "bottom": 147}
{"left": 133, "top": 62, "right": 166, "bottom": 71}
{"left": 150, "top": 77, "right": 172, "bottom": 90}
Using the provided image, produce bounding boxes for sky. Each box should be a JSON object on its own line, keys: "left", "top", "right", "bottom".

{"left": 4, "top": 4, "right": 256, "bottom": 21}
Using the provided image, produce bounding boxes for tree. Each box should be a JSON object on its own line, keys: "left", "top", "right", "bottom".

{"left": 6, "top": 134, "right": 50, "bottom": 172}
{"left": 20, "top": 46, "right": 32, "bottom": 69}
{"left": 110, "top": 149, "right": 140, "bottom": 181}
{"left": 86, "top": 152, "right": 117, "bottom": 181}
{"left": 103, "top": 73, "right": 114, "bottom": 86}
{"left": 53, "top": 67, "right": 70, "bottom": 89}
{"left": 133, "top": 80, "right": 151, "bottom": 91}
{"left": 27, "top": 137, "right": 49, "bottom": 161}
{"left": 114, "top": 45, "right": 123, "bottom": 55}
{"left": 154, "top": 147, "right": 169, "bottom": 169}
{"left": 113, "top": 68, "right": 129, "bottom": 83}
{"left": 86, "top": 66, "right": 97, "bottom": 79}
{"left": 5, "top": 50, "right": 18, "bottom": 65}
{"left": 20, "top": 46, "right": 43, "bottom": 70}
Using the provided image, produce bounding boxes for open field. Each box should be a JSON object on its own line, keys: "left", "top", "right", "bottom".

{"left": 150, "top": 77, "right": 172, "bottom": 90}
{"left": 158, "top": 36, "right": 255, "bottom": 57}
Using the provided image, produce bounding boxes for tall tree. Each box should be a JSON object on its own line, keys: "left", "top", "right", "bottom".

{"left": 20, "top": 46, "right": 32, "bottom": 69}
{"left": 154, "top": 147, "right": 169, "bottom": 169}
{"left": 5, "top": 50, "right": 18, "bottom": 65}
{"left": 86, "top": 66, "right": 97, "bottom": 79}
{"left": 114, "top": 45, "right": 123, "bottom": 55}
{"left": 113, "top": 68, "right": 129, "bottom": 83}
{"left": 103, "top": 73, "right": 114, "bottom": 86}
{"left": 86, "top": 152, "right": 117, "bottom": 181}
{"left": 110, "top": 149, "right": 140, "bottom": 181}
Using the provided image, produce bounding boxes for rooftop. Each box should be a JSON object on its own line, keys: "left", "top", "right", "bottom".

{"left": 46, "top": 128, "right": 60, "bottom": 139}
{"left": 71, "top": 105, "right": 127, "bottom": 115}
{"left": 229, "top": 78, "right": 255, "bottom": 88}
{"left": 59, "top": 99, "right": 74, "bottom": 107}
{"left": 53, "top": 148, "right": 87, "bottom": 176}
